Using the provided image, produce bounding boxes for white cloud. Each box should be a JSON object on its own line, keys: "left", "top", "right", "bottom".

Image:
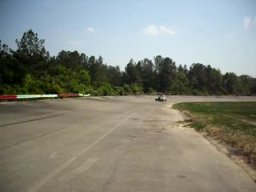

{"left": 85, "top": 27, "right": 95, "bottom": 32}
{"left": 244, "top": 16, "right": 256, "bottom": 30}
{"left": 143, "top": 25, "right": 176, "bottom": 36}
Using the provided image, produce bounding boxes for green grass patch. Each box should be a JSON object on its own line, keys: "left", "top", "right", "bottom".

{"left": 173, "top": 102, "right": 256, "bottom": 167}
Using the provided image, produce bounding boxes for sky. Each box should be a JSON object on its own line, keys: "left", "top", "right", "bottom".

{"left": 0, "top": 0, "right": 256, "bottom": 76}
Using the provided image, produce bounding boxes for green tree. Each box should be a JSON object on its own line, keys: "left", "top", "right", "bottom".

{"left": 130, "top": 83, "right": 143, "bottom": 95}
{"left": 14, "top": 30, "right": 49, "bottom": 74}
{"left": 155, "top": 56, "right": 176, "bottom": 93}
{"left": 171, "top": 70, "right": 189, "bottom": 94}
{"left": 97, "top": 83, "right": 114, "bottom": 96}
{"left": 56, "top": 50, "right": 87, "bottom": 70}
{"left": 223, "top": 72, "right": 240, "bottom": 95}
{"left": 0, "top": 41, "right": 26, "bottom": 91}
{"left": 78, "top": 69, "right": 91, "bottom": 86}
{"left": 88, "top": 56, "right": 108, "bottom": 86}
{"left": 107, "top": 66, "right": 122, "bottom": 86}
{"left": 239, "top": 75, "right": 254, "bottom": 95}
{"left": 208, "top": 68, "right": 223, "bottom": 95}
{"left": 22, "top": 73, "right": 42, "bottom": 93}
{"left": 188, "top": 63, "right": 208, "bottom": 94}
{"left": 140, "top": 58, "right": 156, "bottom": 93}
{"left": 124, "top": 59, "right": 141, "bottom": 85}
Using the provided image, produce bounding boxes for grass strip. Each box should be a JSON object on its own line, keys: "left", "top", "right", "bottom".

{"left": 173, "top": 102, "right": 256, "bottom": 168}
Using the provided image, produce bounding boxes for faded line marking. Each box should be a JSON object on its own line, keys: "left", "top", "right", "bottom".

{"left": 27, "top": 113, "right": 136, "bottom": 192}
{"left": 49, "top": 152, "right": 59, "bottom": 159}
{"left": 72, "top": 157, "right": 98, "bottom": 175}
{"left": 1, "top": 117, "right": 100, "bottom": 151}
{"left": 0, "top": 111, "right": 70, "bottom": 127}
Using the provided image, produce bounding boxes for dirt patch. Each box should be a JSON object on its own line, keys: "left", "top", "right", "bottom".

{"left": 177, "top": 117, "right": 256, "bottom": 183}
{"left": 201, "top": 132, "right": 256, "bottom": 183}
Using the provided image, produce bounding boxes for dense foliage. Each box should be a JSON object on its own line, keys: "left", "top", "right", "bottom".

{"left": 1, "top": 30, "right": 256, "bottom": 95}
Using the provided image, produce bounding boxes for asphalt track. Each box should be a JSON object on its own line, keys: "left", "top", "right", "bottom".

{"left": 0, "top": 96, "right": 256, "bottom": 192}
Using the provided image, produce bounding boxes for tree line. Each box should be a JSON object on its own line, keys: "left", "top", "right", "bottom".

{"left": 1, "top": 30, "right": 256, "bottom": 96}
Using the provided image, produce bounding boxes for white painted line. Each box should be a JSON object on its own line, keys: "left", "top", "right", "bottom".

{"left": 27, "top": 113, "right": 136, "bottom": 192}
{"left": 72, "top": 157, "right": 98, "bottom": 175}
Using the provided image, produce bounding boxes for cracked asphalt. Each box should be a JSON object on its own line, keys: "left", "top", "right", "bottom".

{"left": 0, "top": 96, "right": 256, "bottom": 192}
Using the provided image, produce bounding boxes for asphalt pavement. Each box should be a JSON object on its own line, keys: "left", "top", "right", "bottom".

{"left": 0, "top": 96, "right": 256, "bottom": 192}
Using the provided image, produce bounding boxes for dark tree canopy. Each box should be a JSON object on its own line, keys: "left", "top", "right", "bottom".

{"left": 15, "top": 30, "right": 49, "bottom": 61}
{"left": 0, "top": 29, "right": 256, "bottom": 96}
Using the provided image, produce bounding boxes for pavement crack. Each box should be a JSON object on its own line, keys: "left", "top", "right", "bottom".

{"left": 0, "top": 112, "right": 69, "bottom": 127}
{"left": 26, "top": 113, "right": 136, "bottom": 192}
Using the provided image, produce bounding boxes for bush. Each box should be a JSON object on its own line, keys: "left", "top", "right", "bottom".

{"left": 114, "top": 87, "right": 125, "bottom": 95}
{"left": 96, "top": 84, "right": 114, "bottom": 96}
{"left": 130, "top": 83, "right": 143, "bottom": 95}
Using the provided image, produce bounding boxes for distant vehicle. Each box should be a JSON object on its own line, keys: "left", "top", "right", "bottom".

{"left": 155, "top": 95, "right": 167, "bottom": 102}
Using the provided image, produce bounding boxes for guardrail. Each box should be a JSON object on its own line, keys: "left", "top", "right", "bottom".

{"left": 0, "top": 93, "right": 90, "bottom": 101}
{"left": 0, "top": 95, "right": 17, "bottom": 100}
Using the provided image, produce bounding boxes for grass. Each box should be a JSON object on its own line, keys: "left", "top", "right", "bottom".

{"left": 173, "top": 102, "right": 256, "bottom": 167}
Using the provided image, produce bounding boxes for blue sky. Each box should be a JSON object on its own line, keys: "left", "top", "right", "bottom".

{"left": 0, "top": 0, "right": 256, "bottom": 76}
